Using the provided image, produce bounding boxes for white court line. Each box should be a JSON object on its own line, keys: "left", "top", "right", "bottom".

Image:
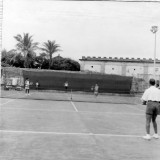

{"left": 0, "top": 93, "right": 23, "bottom": 105}
{"left": 65, "top": 92, "right": 78, "bottom": 112}
{"left": 70, "top": 101, "right": 78, "bottom": 112}
{"left": 2, "top": 107, "right": 145, "bottom": 116}
{"left": 71, "top": 100, "right": 145, "bottom": 113}
{"left": 0, "top": 93, "right": 33, "bottom": 106}
{"left": 0, "top": 130, "right": 142, "bottom": 138}
{"left": 69, "top": 97, "right": 145, "bottom": 113}
{"left": 0, "top": 99, "right": 16, "bottom": 105}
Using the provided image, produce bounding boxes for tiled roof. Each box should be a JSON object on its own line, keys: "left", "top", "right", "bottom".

{"left": 79, "top": 56, "right": 160, "bottom": 63}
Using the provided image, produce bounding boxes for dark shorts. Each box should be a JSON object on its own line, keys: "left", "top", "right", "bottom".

{"left": 146, "top": 101, "right": 160, "bottom": 115}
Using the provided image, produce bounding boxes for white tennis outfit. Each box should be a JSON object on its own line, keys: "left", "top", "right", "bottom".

{"left": 141, "top": 86, "right": 160, "bottom": 102}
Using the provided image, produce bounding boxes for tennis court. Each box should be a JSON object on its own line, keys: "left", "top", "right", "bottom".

{"left": 0, "top": 90, "right": 160, "bottom": 160}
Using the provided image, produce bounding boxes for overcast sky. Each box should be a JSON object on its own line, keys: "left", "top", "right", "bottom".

{"left": 2, "top": 0, "right": 160, "bottom": 60}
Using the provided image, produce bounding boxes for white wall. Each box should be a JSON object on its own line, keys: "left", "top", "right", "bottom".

{"left": 148, "top": 66, "right": 160, "bottom": 75}
{"left": 105, "top": 65, "right": 122, "bottom": 75}
{"left": 126, "top": 66, "right": 144, "bottom": 77}
{"left": 84, "top": 64, "right": 101, "bottom": 72}
{"left": 81, "top": 60, "right": 160, "bottom": 79}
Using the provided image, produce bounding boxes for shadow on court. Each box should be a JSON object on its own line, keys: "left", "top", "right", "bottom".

{"left": 0, "top": 91, "right": 160, "bottom": 160}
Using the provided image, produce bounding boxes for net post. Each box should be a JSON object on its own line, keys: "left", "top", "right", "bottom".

{"left": 71, "top": 89, "right": 72, "bottom": 100}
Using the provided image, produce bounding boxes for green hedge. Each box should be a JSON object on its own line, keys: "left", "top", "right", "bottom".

{"left": 23, "top": 69, "right": 132, "bottom": 94}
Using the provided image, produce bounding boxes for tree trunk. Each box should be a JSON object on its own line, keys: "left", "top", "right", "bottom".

{"left": 49, "top": 54, "right": 52, "bottom": 69}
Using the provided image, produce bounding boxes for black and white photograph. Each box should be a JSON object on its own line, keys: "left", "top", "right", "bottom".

{"left": 0, "top": 0, "right": 160, "bottom": 159}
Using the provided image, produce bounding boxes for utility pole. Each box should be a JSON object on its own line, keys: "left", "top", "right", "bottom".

{"left": 150, "top": 26, "right": 158, "bottom": 79}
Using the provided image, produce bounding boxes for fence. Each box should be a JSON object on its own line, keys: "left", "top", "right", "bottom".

{"left": 2, "top": 67, "right": 159, "bottom": 94}
{"left": 131, "top": 74, "right": 160, "bottom": 93}
{"left": 22, "top": 69, "right": 133, "bottom": 94}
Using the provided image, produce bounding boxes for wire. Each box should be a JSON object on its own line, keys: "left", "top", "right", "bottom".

{"left": 45, "top": 0, "right": 160, "bottom": 2}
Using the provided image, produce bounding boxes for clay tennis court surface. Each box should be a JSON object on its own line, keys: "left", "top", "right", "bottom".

{"left": 0, "top": 90, "right": 160, "bottom": 160}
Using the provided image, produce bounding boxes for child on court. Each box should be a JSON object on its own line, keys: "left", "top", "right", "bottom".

{"left": 25, "top": 78, "right": 30, "bottom": 95}
{"left": 94, "top": 84, "right": 99, "bottom": 97}
{"left": 64, "top": 81, "right": 69, "bottom": 92}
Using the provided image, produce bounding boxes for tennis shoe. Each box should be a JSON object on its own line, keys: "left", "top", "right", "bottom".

{"left": 143, "top": 134, "right": 151, "bottom": 140}
{"left": 152, "top": 134, "right": 159, "bottom": 139}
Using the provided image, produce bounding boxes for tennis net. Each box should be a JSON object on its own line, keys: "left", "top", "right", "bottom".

{"left": 0, "top": 89, "right": 141, "bottom": 105}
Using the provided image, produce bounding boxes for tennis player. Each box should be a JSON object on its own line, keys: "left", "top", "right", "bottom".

{"left": 64, "top": 81, "right": 68, "bottom": 92}
{"left": 141, "top": 78, "right": 160, "bottom": 140}
{"left": 36, "top": 81, "right": 39, "bottom": 90}
{"left": 25, "top": 78, "right": 30, "bottom": 95}
{"left": 94, "top": 84, "right": 99, "bottom": 97}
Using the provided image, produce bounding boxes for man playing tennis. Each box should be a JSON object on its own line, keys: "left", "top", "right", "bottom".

{"left": 141, "top": 78, "right": 160, "bottom": 140}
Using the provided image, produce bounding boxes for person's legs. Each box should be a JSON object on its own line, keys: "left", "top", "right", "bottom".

{"left": 143, "top": 102, "right": 154, "bottom": 140}
{"left": 152, "top": 114, "right": 157, "bottom": 134}
{"left": 146, "top": 114, "right": 152, "bottom": 134}
{"left": 26, "top": 89, "right": 29, "bottom": 94}
{"left": 152, "top": 112, "right": 159, "bottom": 139}
{"left": 143, "top": 114, "right": 152, "bottom": 140}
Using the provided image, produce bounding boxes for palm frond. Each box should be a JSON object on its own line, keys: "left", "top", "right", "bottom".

{"left": 41, "top": 40, "right": 61, "bottom": 69}
{"left": 14, "top": 34, "right": 23, "bottom": 42}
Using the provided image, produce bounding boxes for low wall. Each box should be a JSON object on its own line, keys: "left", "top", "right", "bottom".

{"left": 1, "top": 67, "right": 133, "bottom": 94}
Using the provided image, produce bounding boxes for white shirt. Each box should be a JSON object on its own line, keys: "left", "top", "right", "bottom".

{"left": 141, "top": 86, "right": 160, "bottom": 101}
{"left": 64, "top": 82, "right": 68, "bottom": 87}
{"left": 25, "top": 80, "right": 29, "bottom": 86}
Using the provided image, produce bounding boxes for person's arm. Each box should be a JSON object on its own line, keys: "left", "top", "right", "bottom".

{"left": 158, "top": 89, "right": 160, "bottom": 102}
{"left": 141, "top": 89, "right": 148, "bottom": 105}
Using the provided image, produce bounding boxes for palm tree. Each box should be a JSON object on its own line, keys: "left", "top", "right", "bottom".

{"left": 1, "top": 49, "right": 25, "bottom": 67}
{"left": 14, "top": 33, "right": 39, "bottom": 68}
{"left": 1, "top": 49, "right": 15, "bottom": 65}
{"left": 41, "top": 40, "right": 61, "bottom": 69}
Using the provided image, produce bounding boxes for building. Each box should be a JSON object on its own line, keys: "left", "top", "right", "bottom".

{"left": 79, "top": 56, "right": 160, "bottom": 81}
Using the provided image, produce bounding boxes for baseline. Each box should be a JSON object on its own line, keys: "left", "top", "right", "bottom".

{"left": 0, "top": 130, "right": 142, "bottom": 138}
